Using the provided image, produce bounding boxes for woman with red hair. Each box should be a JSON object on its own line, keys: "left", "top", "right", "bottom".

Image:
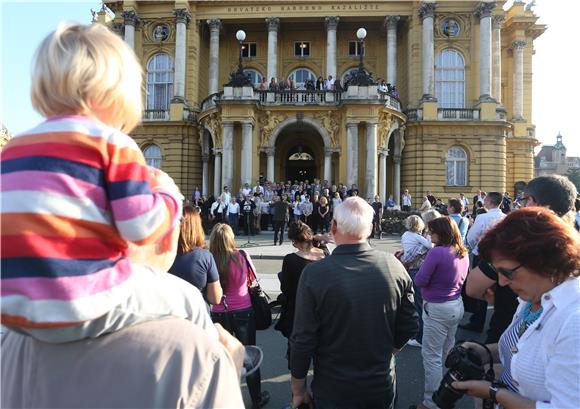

{"left": 453, "top": 207, "right": 580, "bottom": 408}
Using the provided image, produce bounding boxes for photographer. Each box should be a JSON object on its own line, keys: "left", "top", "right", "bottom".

{"left": 451, "top": 208, "right": 580, "bottom": 408}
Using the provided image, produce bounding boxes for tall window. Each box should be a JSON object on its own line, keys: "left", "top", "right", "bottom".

{"left": 289, "top": 68, "right": 316, "bottom": 89}
{"left": 446, "top": 146, "right": 467, "bottom": 186}
{"left": 241, "top": 42, "right": 257, "bottom": 58}
{"left": 294, "top": 41, "right": 310, "bottom": 57}
{"left": 143, "top": 145, "right": 162, "bottom": 169}
{"left": 348, "top": 41, "right": 364, "bottom": 56}
{"left": 146, "top": 53, "right": 174, "bottom": 111}
{"left": 435, "top": 49, "right": 465, "bottom": 108}
{"left": 244, "top": 69, "right": 263, "bottom": 87}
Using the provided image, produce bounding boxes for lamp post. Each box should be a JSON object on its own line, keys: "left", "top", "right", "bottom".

{"left": 349, "top": 27, "right": 375, "bottom": 86}
{"left": 226, "top": 29, "right": 253, "bottom": 86}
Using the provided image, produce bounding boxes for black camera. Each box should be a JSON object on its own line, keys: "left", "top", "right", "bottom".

{"left": 432, "top": 345, "right": 486, "bottom": 409}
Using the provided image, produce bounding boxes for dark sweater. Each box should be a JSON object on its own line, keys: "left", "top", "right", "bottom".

{"left": 290, "top": 243, "right": 418, "bottom": 403}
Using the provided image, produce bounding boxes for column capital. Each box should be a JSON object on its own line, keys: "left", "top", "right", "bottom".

{"left": 384, "top": 15, "right": 400, "bottom": 30}
{"left": 174, "top": 8, "right": 192, "bottom": 26}
{"left": 418, "top": 2, "right": 436, "bottom": 20}
{"left": 262, "top": 147, "right": 275, "bottom": 156}
{"left": 325, "top": 147, "right": 339, "bottom": 156}
{"left": 492, "top": 15, "right": 505, "bottom": 29}
{"left": 346, "top": 122, "right": 359, "bottom": 129}
{"left": 201, "top": 153, "right": 210, "bottom": 162}
{"left": 475, "top": 1, "right": 496, "bottom": 19}
{"left": 241, "top": 121, "right": 254, "bottom": 130}
{"left": 511, "top": 39, "right": 527, "bottom": 50}
{"left": 207, "top": 19, "right": 222, "bottom": 32}
{"left": 325, "top": 16, "right": 340, "bottom": 30}
{"left": 378, "top": 148, "right": 389, "bottom": 157}
{"left": 265, "top": 17, "right": 280, "bottom": 32}
{"left": 121, "top": 10, "right": 139, "bottom": 27}
{"left": 213, "top": 148, "right": 223, "bottom": 155}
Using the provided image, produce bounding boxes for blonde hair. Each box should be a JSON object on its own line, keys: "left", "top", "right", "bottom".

{"left": 31, "top": 23, "right": 142, "bottom": 133}
{"left": 208, "top": 223, "right": 241, "bottom": 290}
{"left": 405, "top": 215, "right": 425, "bottom": 233}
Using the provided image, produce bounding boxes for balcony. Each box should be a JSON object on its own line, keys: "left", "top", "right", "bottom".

{"left": 200, "top": 92, "right": 222, "bottom": 112}
{"left": 143, "top": 109, "right": 169, "bottom": 121}
{"left": 258, "top": 90, "right": 341, "bottom": 105}
{"left": 438, "top": 108, "right": 480, "bottom": 120}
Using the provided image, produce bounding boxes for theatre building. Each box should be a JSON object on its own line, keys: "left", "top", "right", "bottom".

{"left": 99, "top": 0, "right": 544, "bottom": 202}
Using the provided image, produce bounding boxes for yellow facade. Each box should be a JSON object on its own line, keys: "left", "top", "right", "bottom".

{"left": 103, "top": 0, "right": 544, "bottom": 202}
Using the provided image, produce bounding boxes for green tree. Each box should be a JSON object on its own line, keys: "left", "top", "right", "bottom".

{"left": 566, "top": 167, "right": 580, "bottom": 192}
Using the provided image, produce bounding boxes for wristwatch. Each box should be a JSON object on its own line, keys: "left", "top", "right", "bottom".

{"left": 489, "top": 381, "right": 502, "bottom": 404}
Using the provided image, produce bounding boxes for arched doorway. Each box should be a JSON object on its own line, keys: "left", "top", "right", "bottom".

{"left": 274, "top": 122, "right": 325, "bottom": 183}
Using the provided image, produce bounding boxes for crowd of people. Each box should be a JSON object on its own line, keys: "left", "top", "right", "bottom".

{"left": 2, "top": 23, "right": 580, "bottom": 409}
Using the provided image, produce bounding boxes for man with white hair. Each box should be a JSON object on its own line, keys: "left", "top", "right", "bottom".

{"left": 290, "top": 197, "right": 418, "bottom": 409}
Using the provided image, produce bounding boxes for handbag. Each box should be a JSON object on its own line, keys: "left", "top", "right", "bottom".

{"left": 239, "top": 250, "right": 272, "bottom": 330}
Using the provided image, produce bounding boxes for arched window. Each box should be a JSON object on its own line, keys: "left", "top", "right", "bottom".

{"left": 146, "top": 53, "right": 174, "bottom": 111}
{"left": 244, "top": 69, "right": 263, "bottom": 87}
{"left": 288, "top": 68, "right": 316, "bottom": 89}
{"left": 435, "top": 49, "right": 465, "bottom": 108}
{"left": 143, "top": 144, "right": 162, "bottom": 169}
{"left": 446, "top": 146, "right": 467, "bottom": 186}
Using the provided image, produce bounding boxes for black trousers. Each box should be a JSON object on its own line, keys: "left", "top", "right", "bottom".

{"left": 273, "top": 220, "right": 285, "bottom": 244}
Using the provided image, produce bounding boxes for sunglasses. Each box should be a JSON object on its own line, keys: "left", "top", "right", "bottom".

{"left": 490, "top": 263, "right": 522, "bottom": 280}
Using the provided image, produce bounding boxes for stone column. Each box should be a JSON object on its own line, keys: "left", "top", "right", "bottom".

{"left": 346, "top": 123, "right": 359, "bottom": 188}
{"left": 121, "top": 10, "right": 139, "bottom": 50}
{"left": 173, "top": 9, "right": 191, "bottom": 101}
{"left": 264, "top": 147, "right": 275, "bottom": 182}
{"left": 241, "top": 122, "right": 253, "bottom": 186}
{"left": 324, "top": 148, "right": 333, "bottom": 183}
{"left": 202, "top": 154, "right": 210, "bottom": 196}
{"left": 221, "top": 122, "right": 234, "bottom": 190}
{"left": 266, "top": 17, "right": 280, "bottom": 82}
{"left": 325, "top": 17, "right": 340, "bottom": 79}
{"left": 213, "top": 148, "right": 222, "bottom": 197}
{"left": 207, "top": 19, "right": 222, "bottom": 95}
{"left": 419, "top": 2, "right": 436, "bottom": 100}
{"left": 385, "top": 16, "right": 400, "bottom": 85}
{"left": 492, "top": 15, "right": 504, "bottom": 102}
{"left": 511, "top": 40, "right": 526, "bottom": 120}
{"left": 365, "top": 123, "right": 378, "bottom": 200}
{"left": 379, "top": 149, "right": 388, "bottom": 202}
{"left": 393, "top": 155, "right": 401, "bottom": 205}
{"left": 476, "top": 2, "right": 495, "bottom": 101}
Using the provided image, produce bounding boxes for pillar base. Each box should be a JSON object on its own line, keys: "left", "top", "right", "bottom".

{"left": 476, "top": 100, "right": 497, "bottom": 121}
{"left": 421, "top": 100, "right": 438, "bottom": 120}
{"left": 420, "top": 94, "right": 437, "bottom": 102}
{"left": 170, "top": 102, "right": 184, "bottom": 121}
{"left": 477, "top": 94, "right": 496, "bottom": 104}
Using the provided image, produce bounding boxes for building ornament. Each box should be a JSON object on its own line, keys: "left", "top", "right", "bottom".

{"left": 121, "top": 10, "right": 139, "bottom": 27}
{"left": 258, "top": 111, "right": 286, "bottom": 147}
{"left": 435, "top": 13, "right": 470, "bottom": 38}
{"left": 207, "top": 19, "right": 222, "bottom": 32}
{"left": 265, "top": 17, "right": 280, "bottom": 32}
{"left": 384, "top": 15, "right": 400, "bottom": 31}
{"left": 378, "top": 148, "right": 389, "bottom": 157}
{"left": 419, "top": 2, "right": 437, "bottom": 20}
{"left": 313, "top": 111, "right": 340, "bottom": 147}
{"left": 174, "top": 8, "right": 192, "bottom": 26}
{"left": 203, "top": 113, "right": 222, "bottom": 147}
{"left": 475, "top": 2, "right": 496, "bottom": 19}
{"left": 324, "top": 16, "right": 340, "bottom": 30}
{"left": 492, "top": 15, "right": 505, "bottom": 29}
{"left": 261, "top": 147, "right": 276, "bottom": 156}
{"left": 378, "top": 111, "right": 393, "bottom": 147}
{"left": 511, "top": 39, "right": 527, "bottom": 49}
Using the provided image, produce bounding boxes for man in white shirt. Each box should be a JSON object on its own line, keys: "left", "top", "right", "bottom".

{"left": 463, "top": 191, "right": 506, "bottom": 332}
{"left": 226, "top": 197, "right": 240, "bottom": 235}
{"left": 241, "top": 183, "right": 252, "bottom": 197}
{"left": 252, "top": 181, "right": 264, "bottom": 195}
{"left": 220, "top": 186, "right": 231, "bottom": 210}
{"left": 324, "top": 75, "right": 334, "bottom": 91}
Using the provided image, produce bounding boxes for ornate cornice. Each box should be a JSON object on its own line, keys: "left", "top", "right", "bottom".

{"left": 475, "top": 2, "right": 496, "bottom": 19}
{"left": 174, "top": 9, "right": 192, "bottom": 26}
{"left": 121, "top": 10, "right": 139, "bottom": 27}
{"left": 419, "top": 2, "right": 437, "bottom": 20}
{"left": 265, "top": 17, "right": 280, "bottom": 32}
{"left": 325, "top": 16, "right": 340, "bottom": 30}
{"left": 384, "top": 15, "right": 400, "bottom": 31}
{"left": 207, "top": 19, "right": 222, "bottom": 32}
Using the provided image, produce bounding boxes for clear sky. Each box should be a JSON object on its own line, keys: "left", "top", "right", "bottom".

{"left": 1, "top": 0, "right": 579, "bottom": 156}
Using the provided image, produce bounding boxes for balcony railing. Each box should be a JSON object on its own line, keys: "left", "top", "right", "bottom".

{"left": 438, "top": 108, "right": 480, "bottom": 120}
{"left": 258, "top": 90, "right": 341, "bottom": 105}
{"left": 380, "top": 93, "right": 402, "bottom": 111}
{"left": 143, "top": 109, "right": 169, "bottom": 121}
{"left": 404, "top": 109, "right": 422, "bottom": 121}
{"left": 200, "top": 92, "right": 222, "bottom": 112}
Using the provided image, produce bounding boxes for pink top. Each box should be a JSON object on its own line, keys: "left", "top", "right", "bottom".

{"left": 211, "top": 251, "right": 252, "bottom": 313}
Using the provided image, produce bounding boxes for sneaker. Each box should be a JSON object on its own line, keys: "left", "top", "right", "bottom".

{"left": 407, "top": 339, "right": 422, "bottom": 347}
{"left": 252, "top": 391, "right": 270, "bottom": 409}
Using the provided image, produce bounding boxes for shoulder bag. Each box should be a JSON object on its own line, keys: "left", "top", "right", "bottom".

{"left": 239, "top": 250, "right": 272, "bottom": 330}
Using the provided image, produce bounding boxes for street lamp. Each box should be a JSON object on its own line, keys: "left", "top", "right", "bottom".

{"left": 349, "top": 27, "right": 375, "bottom": 86}
{"left": 226, "top": 29, "right": 253, "bottom": 86}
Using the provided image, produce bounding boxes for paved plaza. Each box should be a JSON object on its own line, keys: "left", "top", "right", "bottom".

{"left": 230, "top": 230, "right": 485, "bottom": 409}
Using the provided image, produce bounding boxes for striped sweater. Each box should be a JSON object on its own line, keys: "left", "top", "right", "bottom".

{"left": 1, "top": 116, "right": 182, "bottom": 328}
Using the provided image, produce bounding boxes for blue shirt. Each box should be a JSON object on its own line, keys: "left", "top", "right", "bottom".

{"left": 169, "top": 248, "right": 219, "bottom": 292}
{"left": 448, "top": 213, "right": 468, "bottom": 242}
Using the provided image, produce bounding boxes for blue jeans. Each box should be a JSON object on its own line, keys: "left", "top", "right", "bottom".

{"left": 211, "top": 307, "right": 262, "bottom": 403}
{"left": 228, "top": 213, "right": 239, "bottom": 235}
{"left": 408, "top": 268, "right": 424, "bottom": 343}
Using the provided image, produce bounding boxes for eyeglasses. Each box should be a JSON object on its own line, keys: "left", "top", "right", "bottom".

{"left": 491, "top": 263, "right": 522, "bottom": 280}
